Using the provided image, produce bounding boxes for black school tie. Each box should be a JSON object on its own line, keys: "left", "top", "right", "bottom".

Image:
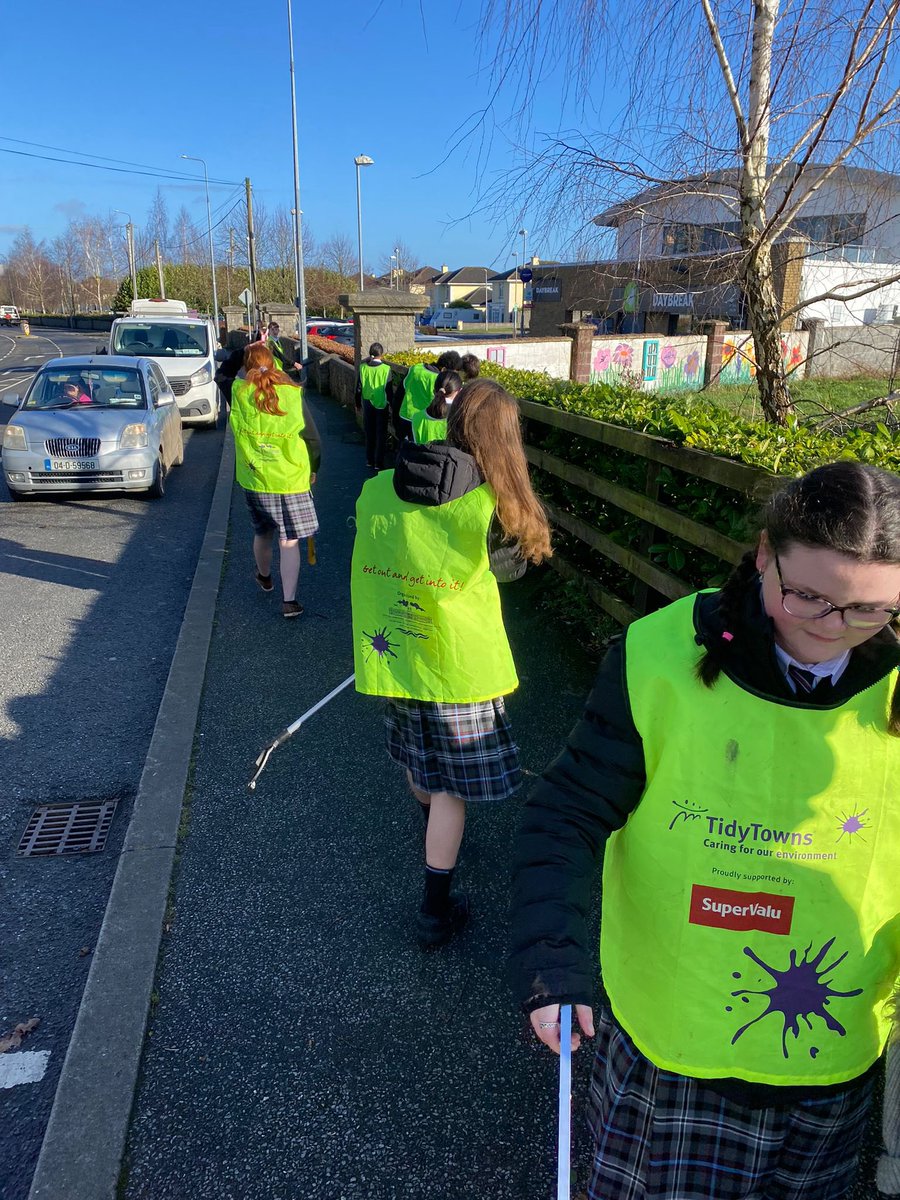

{"left": 788, "top": 665, "right": 822, "bottom": 694}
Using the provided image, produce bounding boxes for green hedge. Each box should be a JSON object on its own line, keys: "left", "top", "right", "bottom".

{"left": 388, "top": 352, "right": 899, "bottom": 622}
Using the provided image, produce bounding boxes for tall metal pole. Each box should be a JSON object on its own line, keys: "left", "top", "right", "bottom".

{"left": 155, "top": 239, "right": 166, "bottom": 298}
{"left": 519, "top": 228, "right": 528, "bottom": 336}
{"left": 356, "top": 162, "right": 364, "bottom": 291}
{"left": 127, "top": 224, "right": 138, "bottom": 303}
{"left": 245, "top": 177, "right": 259, "bottom": 328}
{"left": 354, "top": 155, "right": 374, "bottom": 292}
{"left": 181, "top": 154, "right": 218, "bottom": 324}
{"left": 287, "top": 0, "right": 308, "bottom": 360}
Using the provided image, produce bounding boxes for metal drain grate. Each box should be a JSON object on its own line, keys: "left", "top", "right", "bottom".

{"left": 17, "top": 800, "right": 118, "bottom": 857}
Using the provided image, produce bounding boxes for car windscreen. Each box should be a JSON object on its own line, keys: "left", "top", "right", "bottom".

{"left": 111, "top": 322, "right": 209, "bottom": 357}
{"left": 24, "top": 368, "right": 146, "bottom": 410}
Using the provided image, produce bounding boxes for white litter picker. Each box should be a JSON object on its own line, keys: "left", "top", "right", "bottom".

{"left": 247, "top": 673, "right": 356, "bottom": 791}
{"left": 558, "top": 1004, "right": 573, "bottom": 1200}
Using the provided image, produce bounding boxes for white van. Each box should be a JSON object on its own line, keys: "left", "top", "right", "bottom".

{"left": 428, "top": 308, "right": 485, "bottom": 329}
{"left": 109, "top": 305, "right": 219, "bottom": 426}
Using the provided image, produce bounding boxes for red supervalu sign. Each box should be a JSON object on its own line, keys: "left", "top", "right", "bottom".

{"left": 689, "top": 885, "right": 795, "bottom": 934}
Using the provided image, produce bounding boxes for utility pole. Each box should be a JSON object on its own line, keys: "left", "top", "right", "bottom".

{"left": 126, "top": 223, "right": 138, "bottom": 303}
{"left": 227, "top": 227, "right": 235, "bottom": 305}
{"left": 155, "top": 239, "right": 166, "bottom": 299}
{"left": 286, "top": 0, "right": 308, "bottom": 360}
{"left": 245, "top": 177, "right": 259, "bottom": 328}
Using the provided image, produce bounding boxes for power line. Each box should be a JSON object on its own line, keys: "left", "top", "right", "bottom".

{"left": 0, "top": 143, "right": 240, "bottom": 186}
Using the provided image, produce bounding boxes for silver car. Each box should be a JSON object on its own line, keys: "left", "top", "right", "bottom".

{"left": 1, "top": 355, "right": 184, "bottom": 500}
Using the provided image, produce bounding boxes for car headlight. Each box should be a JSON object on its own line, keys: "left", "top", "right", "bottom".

{"left": 2, "top": 424, "right": 27, "bottom": 451}
{"left": 190, "top": 363, "right": 212, "bottom": 386}
{"left": 120, "top": 423, "right": 149, "bottom": 449}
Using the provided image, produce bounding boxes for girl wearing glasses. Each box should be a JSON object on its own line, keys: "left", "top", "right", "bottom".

{"left": 510, "top": 461, "right": 900, "bottom": 1200}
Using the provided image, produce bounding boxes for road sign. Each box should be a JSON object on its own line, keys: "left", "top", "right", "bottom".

{"left": 238, "top": 288, "right": 253, "bottom": 306}
{"left": 519, "top": 267, "right": 533, "bottom": 283}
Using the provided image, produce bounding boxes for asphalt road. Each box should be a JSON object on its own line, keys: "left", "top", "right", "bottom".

{"left": 0, "top": 328, "right": 224, "bottom": 1200}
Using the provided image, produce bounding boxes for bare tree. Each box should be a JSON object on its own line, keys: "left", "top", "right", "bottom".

{"left": 321, "top": 233, "right": 359, "bottom": 280}
{"left": 172, "top": 205, "right": 204, "bottom": 266}
{"left": 382, "top": 237, "right": 419, "bottom": 284}
{"left": 480, "top": 0, "right": 900, "bottom": 423}
{"left": 4, "top": 229, "right": 55, "bottom": 313}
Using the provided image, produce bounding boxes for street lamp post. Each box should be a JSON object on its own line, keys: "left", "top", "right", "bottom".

{"left": 286, "top": 0, "right": 308, "bottom": 359}
{"left": 180, "top": 154, "right": 219, "bottom": 326}
{"left": 518, "top": 228, "right": 528, "bottom": 336}
{"left": 354, "top": 155, "right": 374, "bottom": 291}
{"left": 390, "top": 253, "right": 397, "bottom": 289}
{"left": 113, "top": 209, "right": 138, "bottom": 304}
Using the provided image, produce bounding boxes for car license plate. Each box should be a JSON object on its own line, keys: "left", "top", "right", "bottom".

{"left": 45, "top": 459, "right": 98, "bottom": 471}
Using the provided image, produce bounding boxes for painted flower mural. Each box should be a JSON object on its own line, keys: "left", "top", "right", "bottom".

{"left": 593, "top": 346, "right": 611, "bottom": 373}
{"left": 613, "top": 342, "right": 634, "bottom": 368}
{"left": 660, "top": 344, "right": 678, "bottom": 370}
{"left": 684, "top": 349, "right": 700, "bottom": 378}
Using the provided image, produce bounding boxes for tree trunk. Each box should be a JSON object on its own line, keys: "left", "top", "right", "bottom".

{"left": 742, "top": 240, "right": 793, "bottom": 424}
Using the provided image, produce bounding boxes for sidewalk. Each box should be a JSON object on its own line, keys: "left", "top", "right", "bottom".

{"left": 121, "top": 390, "right": 599, "bottom": 1199}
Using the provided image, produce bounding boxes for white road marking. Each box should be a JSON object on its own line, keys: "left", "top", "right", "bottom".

{"left": 1, "top": 553, "right": 111, "bottom": 581}
{"left": 0, "top": 1050, "right": 51, "bottom": 1089}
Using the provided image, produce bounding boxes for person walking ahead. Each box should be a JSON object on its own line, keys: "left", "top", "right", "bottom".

{"left": 230, "top": 342, "right": 321, "bottom": 619}
{"left": 510, "top": 461, "right": 900, "bottom": 1200}
{"left": 351, "top": 379, "right": 551, "bottom": 949}
{"left": 355, "top": 342, "right": 391, "bottom": 470}
{"left": 410, "top": 369, "right": 461, "bottom": 446}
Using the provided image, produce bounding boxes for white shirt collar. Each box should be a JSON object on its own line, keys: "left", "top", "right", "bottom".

{"left": 774, "top": 643, "right": 851, "bottom": 690}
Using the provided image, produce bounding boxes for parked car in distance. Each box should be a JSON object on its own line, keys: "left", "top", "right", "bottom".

{"left": 306, "top": 321, "right": 352, "bottom": 339}
{"left": 1, "top": 356, "right": 183, "bottom": 500}
{"left": 1, "top": 305, "right": 21, "bottom": 326}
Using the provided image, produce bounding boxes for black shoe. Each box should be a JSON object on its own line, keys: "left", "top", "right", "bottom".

{"left": 282, "top": 600, "right": 304, "bottom": 619}
{"left": 255, "top": 571, "right": 274, "bottom": 592}
{"left": 416, "top": 893, "right": 469, "bottom": 950}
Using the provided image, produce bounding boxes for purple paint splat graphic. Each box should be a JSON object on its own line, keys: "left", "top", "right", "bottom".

{"left": 729, "top": 938, "right": 862, "bottom": 1058}
{"left": 363, "top": 627, "right": 399, "bottom": 662}
{"left": 836, "top": 807, "right": 869, "bottom": 843}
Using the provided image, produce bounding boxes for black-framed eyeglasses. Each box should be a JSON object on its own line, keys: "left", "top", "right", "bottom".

{"left": 774, "top": 553, "right": 900, "bottom": 629}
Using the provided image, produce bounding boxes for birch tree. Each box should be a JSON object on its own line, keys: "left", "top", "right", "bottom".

{"left": 480, "top": 0, "right": 900, "bottom": 423}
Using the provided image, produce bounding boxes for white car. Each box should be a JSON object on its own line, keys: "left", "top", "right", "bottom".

{"left": 1, "top": 305, "right": 21, "bottom": 327}
{"left": 2, "top": 355, "right": 184, "bottom": 499}
{"left": 108, "top": 313, "right": 220, "bottom": 427}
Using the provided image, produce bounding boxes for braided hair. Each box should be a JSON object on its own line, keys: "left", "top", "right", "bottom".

{"left": 696, "top": 462, "right": 900, "bottom": 735}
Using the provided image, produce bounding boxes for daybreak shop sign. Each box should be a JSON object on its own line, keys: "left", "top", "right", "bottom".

{"left": 651, "top": 290, "right": 695, "bottom": 310}
{"left": 532, "top": 281, "right": 561, "bottom": 303}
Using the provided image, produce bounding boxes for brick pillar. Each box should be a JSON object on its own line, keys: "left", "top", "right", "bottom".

{"left": 223, "top": 305, "right": 245, "bottom": 337}
{"left": 704, "top": 321, "right": 728, "bottom": 387}
{"left": 801, "top": 318, "right": 825, "bottom": 378}
{"left": 559, "top": 321, "right": 594, "bottom": 383}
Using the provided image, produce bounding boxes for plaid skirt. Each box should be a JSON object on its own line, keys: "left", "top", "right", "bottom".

{"left": 243, "top": 488, "right": 318, "bottom": 541}
{"left": 586, "top": 1008, "right": 875, "bottom": 1200}
{"left": 384, "top": 697, "right": 521, "bottom": 802}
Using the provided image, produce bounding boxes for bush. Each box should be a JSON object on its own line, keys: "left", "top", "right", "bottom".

{"left": 306, "top": 334, "right": 354, "bottom": 364}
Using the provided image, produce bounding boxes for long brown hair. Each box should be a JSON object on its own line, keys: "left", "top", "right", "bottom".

{"left": 447, "top": 379, "right": 551, "bottom": 564}
{"left": 242, "top": 343, "right": 295, "bottom": 415}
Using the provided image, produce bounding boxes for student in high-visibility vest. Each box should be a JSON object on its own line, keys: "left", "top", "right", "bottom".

{"left": 265, "top": 321, "right": 286, "bottom": 371}
{"left": 395, "top": 349, "right": 462, "bottom": 442}
{"left": 230, "top": 342, "right": 321, "bottom": 619}
{"left": 510, "top": 462, "right": 900, "bottom": 1200}
{"left": 351, "top": 379, "right": 552, "bottom": 950}
{"left": 354, "top": 342, "right": 391, "bottom": 471}
{"left": 410, "top": 369, "right": 461, "bottom": 446}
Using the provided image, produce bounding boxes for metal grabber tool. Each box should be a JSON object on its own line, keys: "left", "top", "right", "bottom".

{"left": 557, "top": 1004, "right": 573, "bottom": 1200}
{"left": 247, "top": 673, "right": 355, "bottom": 791}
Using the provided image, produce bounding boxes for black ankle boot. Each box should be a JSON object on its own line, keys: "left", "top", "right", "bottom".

{"left": 416, "top": 893, "right": 469, "bottom": 950}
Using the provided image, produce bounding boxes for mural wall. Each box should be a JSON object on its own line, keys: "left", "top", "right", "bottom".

{"left": 718, "top": 332, "right": 808, "bottom": 385}
{"left": 588, "top": 330, "right": 809, "bottom": 390}
{"left": 590, "top": 335, "right": 707, "bottom": 392}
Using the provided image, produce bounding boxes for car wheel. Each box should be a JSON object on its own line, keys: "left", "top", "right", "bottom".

{"left": 148, "top": 453, "right": 166, "bottom": 499}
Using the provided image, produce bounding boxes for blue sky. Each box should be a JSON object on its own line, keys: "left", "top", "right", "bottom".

{"left": 0, "top": 0, "right": 609, "bottom": 274}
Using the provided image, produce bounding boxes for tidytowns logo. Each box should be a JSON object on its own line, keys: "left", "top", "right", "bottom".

{"left": 666, "top": 800, "right": 841, "bottom": 862}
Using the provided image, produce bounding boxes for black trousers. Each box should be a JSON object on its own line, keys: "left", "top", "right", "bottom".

{"left": 363, "top": 399, "right": 390, "bottom": 469}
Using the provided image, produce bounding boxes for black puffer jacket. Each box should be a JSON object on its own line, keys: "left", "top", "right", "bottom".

{"left": 392, "top": 440, "right": 526, "bottom": 582}
{"left": 510, "top": 585, "right": 900, "bottom": 1103}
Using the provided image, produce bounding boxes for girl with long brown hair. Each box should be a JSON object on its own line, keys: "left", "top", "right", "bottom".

{"left": 350, "top": 378, "right": 551, "bottom": 949}
{"left": 230, "top": 343, "right": 322, "bottom": 618}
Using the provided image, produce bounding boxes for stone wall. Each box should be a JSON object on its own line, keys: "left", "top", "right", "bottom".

{"left": 803, "top": 322, "right": 900, "bottom": 378}
{"left": 305, "top": 346, "right": 356, "bottom": 411}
